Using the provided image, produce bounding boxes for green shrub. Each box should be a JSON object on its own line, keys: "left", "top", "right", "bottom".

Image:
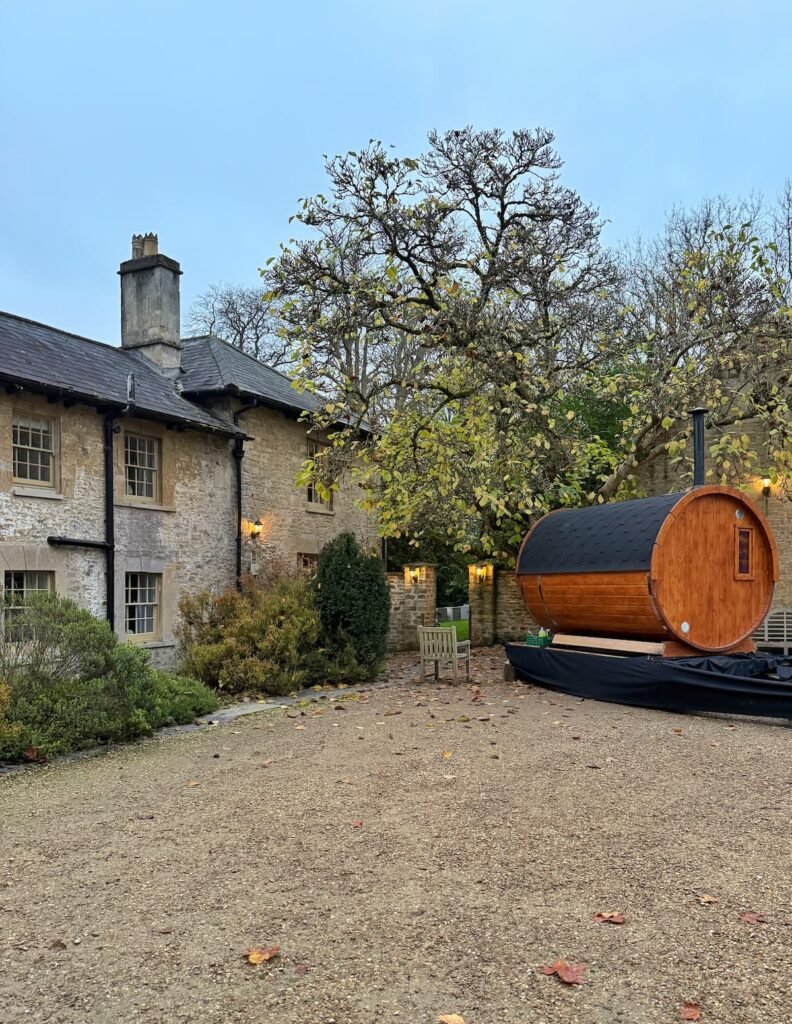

{"left": 176, "top": 560, "right": 387, "bottom": 696}
{"left": 315, "top": 532, "right": 390, "bottom": 669}
{"left": 177, "top": 575, "right": 327, "bottom": 695}
{"left": 0, "top": 593, "right": 218, "bottom": 763}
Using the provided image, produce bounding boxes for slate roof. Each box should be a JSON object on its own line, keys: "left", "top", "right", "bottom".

{"left": 0, "top": 312, "right": 239, "bottom": 436}
{"left": 180, "top": 335, "right": 321, "bottom": 416}
{"left": 517, "top": 492, "right": 684, "bottom": 575}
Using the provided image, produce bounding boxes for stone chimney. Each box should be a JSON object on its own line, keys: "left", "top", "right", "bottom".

{"left": 119, "top": 233, "right": 182, "bottom": 371}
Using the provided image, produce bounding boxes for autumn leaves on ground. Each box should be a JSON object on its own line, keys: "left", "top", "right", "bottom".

{"left": 1, "top": 647, "right": 790, "bottom": 1024}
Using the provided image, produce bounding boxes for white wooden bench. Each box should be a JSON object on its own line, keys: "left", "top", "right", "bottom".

{"left": 418, "top": 625, "right": 471, "bottom": 684}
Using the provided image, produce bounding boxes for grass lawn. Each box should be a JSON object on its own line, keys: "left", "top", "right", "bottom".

{"left": 437, "top": 618, "right": 469, "bottom": 641}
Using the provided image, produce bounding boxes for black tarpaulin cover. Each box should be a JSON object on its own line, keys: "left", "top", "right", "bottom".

{"left": 505, "top": 644, "right": 792, "bottom": 719}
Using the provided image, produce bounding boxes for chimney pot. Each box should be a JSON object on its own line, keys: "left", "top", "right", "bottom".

{"left": 142, "top": 232, "right": 159, "bottom": 257}
{"left": 131, "top": 234, "right": 144, "bottom": 259}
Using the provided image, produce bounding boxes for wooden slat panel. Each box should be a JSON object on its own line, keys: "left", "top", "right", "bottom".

{"left": 519, "top": 570, "right": 666, "bottom": 639}
{"left": 652, "top": 491, "right": 775, "bottom": 650}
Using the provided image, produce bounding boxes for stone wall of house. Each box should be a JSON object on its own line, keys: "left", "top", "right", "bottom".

{"left": 0, "top": 393, "right": 236, "bottom": 669}
{"left": 386, "top": 564, "right": 436, "bottom": 651}
{"left": 0, "top": 393, "right": 107, "bottom": 618}
{"left": 468, "top": 563, "right": 538, "bottom": 646}
{"left": 111, "top": 414, "right": 236, "bottom": 668}
{"left": 233, "top": 404, "right": 379, "bottom": 577}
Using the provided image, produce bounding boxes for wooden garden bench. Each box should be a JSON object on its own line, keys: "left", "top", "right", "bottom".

{"left": 418, "top": 625, "right": 471, "bottom": 684}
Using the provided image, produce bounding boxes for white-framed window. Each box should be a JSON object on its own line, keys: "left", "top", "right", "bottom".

{"left": 297, "top": 552, "right": 318, "bottom": 574}
{"left": 125, "top": 572, "right": 160, "bottom": 639}
{"left": 12, "top": 415, "right": 57, "bottom": 486}
{"left": 2, "top": 570, "right": 55, "bottom": 640}
{"left": 124, "top": 433, "right": 160, "bottom": 502}
{"left": 307, "top": 440, "right": 333, "bottom": 510}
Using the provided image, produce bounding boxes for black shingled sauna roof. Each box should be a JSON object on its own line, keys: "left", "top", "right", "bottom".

{"left": 516, "top": 492, "right": 685, "bottom": 575}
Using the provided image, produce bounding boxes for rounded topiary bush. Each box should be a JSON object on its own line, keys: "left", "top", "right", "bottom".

{"left": 315, "top": 532, "right": 390, "bottom": 670}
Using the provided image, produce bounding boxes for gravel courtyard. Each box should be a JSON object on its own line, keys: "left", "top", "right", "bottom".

{"left": 1, "top": 648, "right": 790, "bottom": 1024}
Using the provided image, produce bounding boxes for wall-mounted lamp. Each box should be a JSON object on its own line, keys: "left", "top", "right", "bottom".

{"left": 250, "top": 518, "right": 263, "bottom": 539}
{"left": 475, "top": 565, "right": 488, "bottom": 582}
{"left": 404, "top": 565, "right": 425, "bottom": 585}
{"left": 762, "top": 477, "right": 772, "bottom": 497}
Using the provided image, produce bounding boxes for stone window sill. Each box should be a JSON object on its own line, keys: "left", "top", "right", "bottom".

{"left": 115, "top": 502, "right": 176, "bottom": 513}
{"left": 124, "top": 638, "right": 175, "bottom": 649}
{"left": 304, "top": 504, "right": 335, "bottom": 516}
{"left": 12, "top": 487, "right": 64, "bottom": 500}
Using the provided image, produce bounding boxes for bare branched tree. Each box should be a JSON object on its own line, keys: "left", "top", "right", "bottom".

{"left": 184, "top": 283, "right": 292, "bottom": 368}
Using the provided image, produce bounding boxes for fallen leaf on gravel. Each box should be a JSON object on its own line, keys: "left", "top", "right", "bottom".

{"left": 458, "top": 715, "right": 470, "bottom": 722}
{"left": 261, "top": 759, "right": 273, "bottom": 767}
{"left": 442, "top": 751, "right": 453, "bottom": 759}
{"left": 740, "top": 911, "right": 769, "bottom": 924}
{"left": 542, "top": 959, "right": 587, "bottom": 984}
{"left": 437, "top": 1015, "right": 465, "bottom": 1024}
{"left": 22, "top": 746, "right": 41, "bottom": 762}
{"left": 294, "top": 724, "right": 306, "bottom": 730}
{"left": 571, "top": 735, "right": 581, "bottom": 740}
{"left": 351, "top": 819, "right": 363, "bottom": 828}
{"left": 592, "top": 911, "right": 625, "bottom": 924}
{"left": 49, "top": 939, "right": 67, "bottom": 949}
{"left": 443, "top": 774, "right": 456, "bottom": 780}
{"left": 186, "top": 780, "right": 200, "bottom": 787}
{"left": 697, "top": 894, "right": 718, "bottom": 904}
{"left": 243, "top": 945, "right": 280, "bottom": 964}
{"left": 679, "top": 1002, "right": 702, "bottom": 1020}
{"left": 672, "top": 728, "right": 684, "bottom": 735}
{"left": 294, "top": 963, "right": 310, "bottom": 976}
{"left": 586, "top": 764, "right": 602, "bottom": 769}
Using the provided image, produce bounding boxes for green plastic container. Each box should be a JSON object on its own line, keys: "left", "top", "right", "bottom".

{"left": 523, "top": 633, "right": 552, "bottom": 647}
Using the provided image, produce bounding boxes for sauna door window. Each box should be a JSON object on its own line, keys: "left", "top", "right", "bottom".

{"left": 735, "top": 526, "right": 754, "bottom": 580}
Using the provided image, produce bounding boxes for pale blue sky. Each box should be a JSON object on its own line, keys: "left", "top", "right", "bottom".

{"left": 1, "top": 0, "right": 790, "bottom": 343}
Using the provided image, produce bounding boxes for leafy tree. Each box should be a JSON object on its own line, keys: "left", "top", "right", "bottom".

{"left": 266, "top": 129, "right": 792, "bottom": 556}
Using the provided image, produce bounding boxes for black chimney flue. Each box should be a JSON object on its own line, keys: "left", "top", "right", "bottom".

{"left": 691, "top": 407, "right": 707, "bottom": 487}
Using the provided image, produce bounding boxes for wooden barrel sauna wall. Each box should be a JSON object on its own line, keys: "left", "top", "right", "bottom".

{"left": 516, "top": 485, "right": 779, "bottom": 653}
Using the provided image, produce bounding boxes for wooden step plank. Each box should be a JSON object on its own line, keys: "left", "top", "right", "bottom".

{"left": 551, "top": 633, "right": 666, "bottom": 655}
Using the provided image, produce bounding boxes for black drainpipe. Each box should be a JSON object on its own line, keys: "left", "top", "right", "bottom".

{"left": 47, "top": 405, "right": 121, "bottom": 631}
{"left": 232, "top": 402, "right": 258, "bottom": 587}
{"left": 691, "top": 407, "right": 707, "bottom": 487}
{"left": 103, "top": 412, "right": 116, "bottom": 630}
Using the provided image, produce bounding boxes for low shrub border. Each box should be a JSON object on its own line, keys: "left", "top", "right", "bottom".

{"left": 0, "top": 593, "right": 217, "bottom": 763}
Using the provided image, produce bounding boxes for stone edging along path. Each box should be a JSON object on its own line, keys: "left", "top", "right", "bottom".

{"left": 0, "top": 678, "right": 391, "bottom": 778}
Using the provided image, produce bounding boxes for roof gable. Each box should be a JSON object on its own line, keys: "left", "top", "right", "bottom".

{"left": 180, "top": 335, "right": 320, "bottom": 416}
{"left": 0, "top": 312, "right": 238, "bottom": 436}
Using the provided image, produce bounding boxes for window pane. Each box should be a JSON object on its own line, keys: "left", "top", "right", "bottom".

{"left": 2, "top": 571, "right": 54, "bottom": 640}
{"left": 738, "top": 529, "right": 751, "bottom": 575}
{"left": 124, "top": 572, "right": 159, "bottom": 637}
{"left": 124, "top": 435, "right": 158, "bottom": 499}
{"left": 12, "top": 416, "right": 55, "bottom": 484}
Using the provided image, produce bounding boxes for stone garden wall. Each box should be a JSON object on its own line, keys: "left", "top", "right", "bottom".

{"left": 386, "top": 563, "right": 437, "bottom": 651}
{"left": 468, "top": 564, "right": 538, "bottom": 646}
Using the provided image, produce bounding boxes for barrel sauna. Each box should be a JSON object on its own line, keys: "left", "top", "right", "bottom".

{"left": 516, "top": 485, "right": 779, "bottom": 653}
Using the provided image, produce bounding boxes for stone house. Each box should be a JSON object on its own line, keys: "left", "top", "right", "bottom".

{"left": 0, "top": 235, "right": 378, "bottom": 667}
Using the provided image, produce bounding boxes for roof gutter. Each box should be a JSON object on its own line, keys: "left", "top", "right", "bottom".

{"left": 0, "top": 372, "right": 241, "bottom": 438}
